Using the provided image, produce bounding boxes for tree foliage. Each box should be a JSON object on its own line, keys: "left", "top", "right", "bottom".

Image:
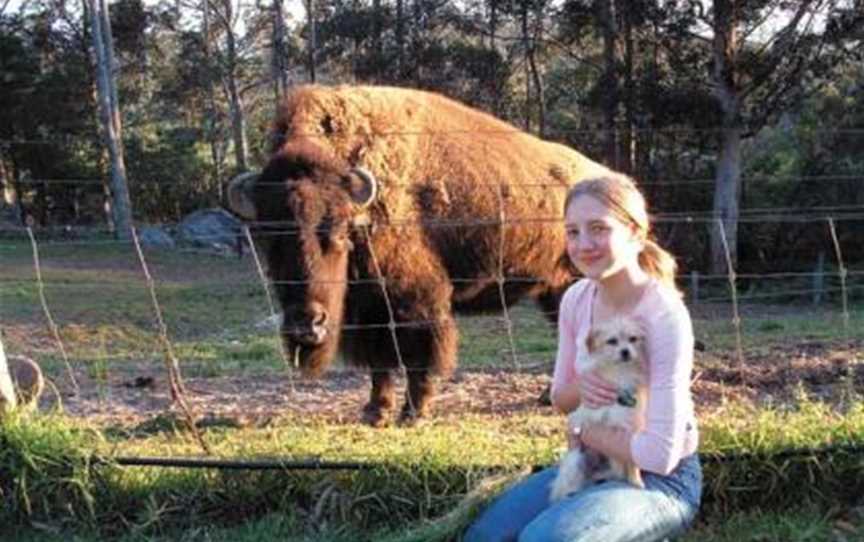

{"left": 0, "top": 0, "right": 861, "bottom": 270}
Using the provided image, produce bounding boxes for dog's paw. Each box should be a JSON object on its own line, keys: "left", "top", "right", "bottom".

{"left": 549, "top": 451, "right": 587, "bottom": 502}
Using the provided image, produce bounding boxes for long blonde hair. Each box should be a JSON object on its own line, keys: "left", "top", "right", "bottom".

{"left": 564, "top": 174, "right": 679, "bottom": 292}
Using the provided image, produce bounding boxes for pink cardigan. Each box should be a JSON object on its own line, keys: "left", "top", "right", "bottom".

{"left": 551, "top": 279, "right": 699, "bottom": 475}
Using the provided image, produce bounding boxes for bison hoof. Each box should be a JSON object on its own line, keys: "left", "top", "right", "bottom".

{"left": 361, "top": 405, "right": 392, "bottom": 428}
{"left": 397, "top": 408, "right": 428, "bottom": 427}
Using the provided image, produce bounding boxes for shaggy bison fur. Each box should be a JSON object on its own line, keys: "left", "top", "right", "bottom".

{"left": 228, "top": 85, "right": 611, "bottom": 426}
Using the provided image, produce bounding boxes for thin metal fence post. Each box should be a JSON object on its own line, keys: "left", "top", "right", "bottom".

{"left": 242, "top": 225, "right": 295, "bottom": 394}
{"left": 363, "top": 225, "right": 414, "bottom": 414}
{"left": 716, "top": 219, "right": 745, "bottom": 377}
{"left": 827, "top": 218, "right": 850, "bottom": 333}
{"left": 26, "top": 227, "right": 79, "bottom": 394}
{"left": 131, "top": 227, "right": 210, "bottom": 454}
{"left": 494, "top": 181, "right": 520, "bottom": 372}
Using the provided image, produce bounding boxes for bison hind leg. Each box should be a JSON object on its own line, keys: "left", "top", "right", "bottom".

{"left": 397, "top": 313, "right": 458, "bottom": 425}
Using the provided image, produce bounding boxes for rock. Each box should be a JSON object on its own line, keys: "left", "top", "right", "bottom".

{"left": 9, "top": 355, "right": 45, "bottom": 410}
{"left": 177, "top": 208, "right": 242, "bottom": 253}
{"left": 138, "top": 225, "right": 176, "bottom": 249}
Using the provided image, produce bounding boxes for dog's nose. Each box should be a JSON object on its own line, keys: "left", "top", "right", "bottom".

{"left": 620, "top": 349, "right": 631, "bottom": 361}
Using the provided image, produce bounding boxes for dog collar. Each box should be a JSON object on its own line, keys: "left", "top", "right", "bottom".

{"left": 616, "top": 389, "right": 637, "bottom": 408}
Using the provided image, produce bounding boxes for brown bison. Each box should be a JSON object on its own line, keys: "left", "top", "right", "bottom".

{"left": 228, "top": 85, "right": 611, "bottom": 426}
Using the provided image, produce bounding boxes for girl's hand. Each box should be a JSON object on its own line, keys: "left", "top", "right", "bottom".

{"left": 578, "top": 371, "right": 618, "bottom": 409}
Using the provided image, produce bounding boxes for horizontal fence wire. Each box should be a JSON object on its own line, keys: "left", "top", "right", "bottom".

{"left": 91, "top": 441, "right": 864, "bottom": 471}
{"left": 2, "top": 208, "right": 862, "bottom": 470}
{"left": 1, "top": 273, "right": 862, "bottom": 293}
{"left": 3, "top": 214, "right": 864, "bottom": 246}
{"left": 5, "top": 173, "right": 863, "bottom": 188}
{"left": 4, "top": 129, "right": 864, "bottom": 146}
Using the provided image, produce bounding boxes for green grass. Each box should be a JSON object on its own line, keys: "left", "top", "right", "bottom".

{"left": 694, "top": 308, "right": 864, "bottom": 351}
{"left": 4, "top": 394, "right": 864, "bottom": 539}
{"left": 8, "top": 507, "right": 860, "bottom": 542}
{"left": 681, "top": 508, "right": 860, "bottom": 542}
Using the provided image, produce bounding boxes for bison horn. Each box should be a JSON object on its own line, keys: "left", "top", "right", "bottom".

{"left": 227, "top": 172, "right": 259, "bottom": 220}
{"left": 345, "top": 167, "right": 377, "bottom": 208}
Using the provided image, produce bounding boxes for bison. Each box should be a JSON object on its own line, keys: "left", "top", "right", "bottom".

{"left": 228, "top": 85, "right": 611, "bottom": 426}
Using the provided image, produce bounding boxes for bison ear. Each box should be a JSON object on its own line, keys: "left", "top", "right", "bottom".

{"left": 227, "top": 172, "right": 259, "bottom": 220}
{"left": 344, "top": 167, "right": 377, "bottom": 208}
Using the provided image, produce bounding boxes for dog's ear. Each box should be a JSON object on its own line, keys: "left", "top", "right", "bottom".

{"left": 586, "top": 329, "right": 599, "bottom": 353}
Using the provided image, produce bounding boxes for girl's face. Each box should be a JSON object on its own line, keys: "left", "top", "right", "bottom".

{"left": 564, "top": 194, "right": 643, "bottom": 281}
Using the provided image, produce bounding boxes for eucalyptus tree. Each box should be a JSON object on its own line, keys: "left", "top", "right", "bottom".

{"left": 91, "top": 0, "right": 134, "bottom": 238}
{"left": 681, "top": 0, "right": 863, "bottom": 272}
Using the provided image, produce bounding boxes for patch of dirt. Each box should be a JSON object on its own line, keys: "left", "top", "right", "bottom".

{"left": 36, "top": 339, "right": 864, "bottom": 428}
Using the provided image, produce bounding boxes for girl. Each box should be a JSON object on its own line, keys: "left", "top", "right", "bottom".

{"left": 464, "top": 175, "right": 701, "bottom": 542}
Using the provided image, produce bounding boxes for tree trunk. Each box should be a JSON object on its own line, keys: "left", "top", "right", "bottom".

{"left": 521, "top": 1, "right": 531, "bottom": 132}
{"left": 90, "top": 0, "right": 133, "bottom": 239}
{"left": 710, "top": 0, "right": 741, "bottom": 273}
{"left": 272, "top": 0, "right": 288, "bottom": 101}
{"left": 622, "top": 2, "right": 634, "bottom": 174}
{"left": 412, "top": 0, "right": 423, "bottom": 85}
{"left": 0, "top": 156, "right": 20, "bottom": 222}
{"left": 712, "top": 122, "right": 741, "bottom": 273}
{"left": 306, "top": 0, "right": 317, "bottom": 83}
{"left": 527, "top": 1, "right": 546, "bottom": 136}
{"left": 202, "top": 0, "right": 224, "bottom": 203}
{"left": 488, "top": 0, "right": 501, "bottom": 114}
{"left": 223, "top": 9, "right": 249, "bottom": 172}
{"left": 372, "top": 0, "right": 382, "bottom": 82}
{"left": 488, "top": 0, "right": 497, "bottom": 50}
{"left": 395, "top": 0, "right": 404, "bottom": 77}
{"left": 597, "top": 0, "right": 619, "bottom": 168}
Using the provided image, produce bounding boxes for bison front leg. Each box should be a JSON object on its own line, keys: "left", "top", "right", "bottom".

{"left": 362, "top": 368, "right": 396, "bottom": 428}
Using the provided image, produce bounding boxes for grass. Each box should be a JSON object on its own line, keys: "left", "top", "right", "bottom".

{"left": 7, "top": 507, "right": 859, "bottom": 542}
{"left": 3, "top": 395, "right": 864, "bottom": 539}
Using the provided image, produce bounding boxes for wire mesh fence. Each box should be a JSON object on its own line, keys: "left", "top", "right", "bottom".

{"left": 2, "top": 208, "right": 863, "bottom": 456}
{"left": 2, "top": 120, "right": 864, "bottom": 468}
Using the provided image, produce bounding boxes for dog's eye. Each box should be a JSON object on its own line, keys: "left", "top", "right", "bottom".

{"left": 629, "top": 336, "right": 640, "bottom": 343}
{"left": 606, "top": 338, "right": 619, "bottom": 346}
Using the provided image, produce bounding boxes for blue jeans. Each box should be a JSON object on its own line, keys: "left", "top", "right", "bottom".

{"left": 464, "top": 454, "right": 702, "bottom": 542}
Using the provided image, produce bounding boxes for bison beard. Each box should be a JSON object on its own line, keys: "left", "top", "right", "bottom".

{"left": 228, "top": 85, "right": 612, "bottom": 427}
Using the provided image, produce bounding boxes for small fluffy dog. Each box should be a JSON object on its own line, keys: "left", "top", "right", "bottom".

{"left": 549, "top": 317, "right": 647, "bottom": 501}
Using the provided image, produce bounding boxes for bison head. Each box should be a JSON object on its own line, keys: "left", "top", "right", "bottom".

{"left": 227, "top": 142, "right": 377, "bottom": 376}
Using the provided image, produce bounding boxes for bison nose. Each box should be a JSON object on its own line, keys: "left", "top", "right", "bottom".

{"left": 284, "top": 303, "right": 329, "bottom": 346}
{"left": 309, "top": 305, "right": 329, "bottom": 339}
{"left": 310, "top": 303, "right": 328, "bottom": 329}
